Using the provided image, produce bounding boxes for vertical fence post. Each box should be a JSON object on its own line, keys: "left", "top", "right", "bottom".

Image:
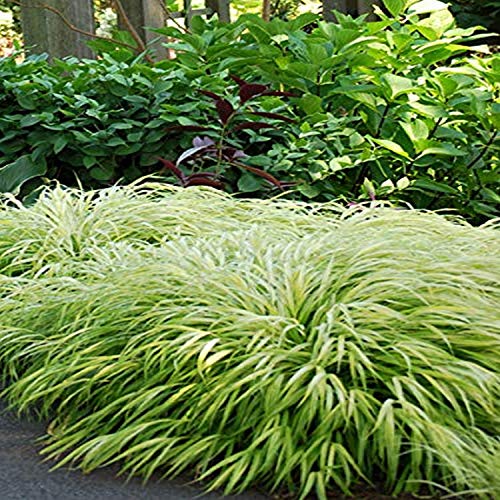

{"left": 206, "top": 0, "right": 231, "bottom": 23}
{"left": 142, "top": 0, "right": 168, "bottom": 56}
{"left": 323, "top": 1, "right": 359, "bottom": 21}
{"left": 118, "top": 0, "right": 167, "bottom": 59}
{"left": 323, "top": 0, "right": 381, "bottom": 20}
{"left": 322, "top": 0, "right": 335, "bottom": 21}
{"left": 21, "top": 0, "right": 95, "bottom": 59}
{"left": 357, "top": 0, "right": 382, "bottom": 19}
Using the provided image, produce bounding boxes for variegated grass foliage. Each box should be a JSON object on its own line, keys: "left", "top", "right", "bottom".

{"left": 0, "top": 184, "right": 499, "bottom": 498}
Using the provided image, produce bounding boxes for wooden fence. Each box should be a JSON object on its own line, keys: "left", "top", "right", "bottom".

{"left": 20, "top": 0, "right": 380, "bottom": 59}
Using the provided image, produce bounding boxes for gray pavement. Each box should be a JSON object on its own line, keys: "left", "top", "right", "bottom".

{"left": 0, "top": 401, "right": 269, "bottom": 500}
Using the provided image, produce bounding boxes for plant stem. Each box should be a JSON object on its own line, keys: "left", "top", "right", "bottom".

{"left": 154, "top": 0, "right": 190, "bottom": 34}
{"left": 375, "top": 102, "right": 390, "bottom": 138}
{"left": 466, "top": 130, "right": 498, "bottom": 171}
{"left": 429, "top": 117, "right": 444, "bottom": 138}
{"left": 112, "top": 0, "right": 150, "bottom": 54}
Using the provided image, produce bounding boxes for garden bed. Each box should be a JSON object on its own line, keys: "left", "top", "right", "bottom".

{"left": 0, "top": 184, "right": 498, "bottom": 499}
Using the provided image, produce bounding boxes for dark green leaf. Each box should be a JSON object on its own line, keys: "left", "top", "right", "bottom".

{"left": 0, "top": 155, "right": 47, "bottom": 194}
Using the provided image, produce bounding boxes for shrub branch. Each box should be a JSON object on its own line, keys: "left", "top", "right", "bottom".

{"left": 466, "top": 130, "right": 498, "bottom": 171}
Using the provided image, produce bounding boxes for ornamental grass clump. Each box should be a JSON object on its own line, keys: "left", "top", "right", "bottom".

{"left": 0, "top": 185, "right": 499, "bottom": 499}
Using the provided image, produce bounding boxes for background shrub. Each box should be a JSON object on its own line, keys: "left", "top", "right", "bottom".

{"left": 155, "top": 4, "right": 499, "bottom": 222}
{"left": 0, "top": 53, "right": 219, "bottom": 195}
{"left": 0, "top": 52, "right": 291, "bottom": 199}
{"left": 446, "top": 0, "right": 500, "bottom": 34}
{"left": 1, "top": 0, "right": 498, "bottom": 222}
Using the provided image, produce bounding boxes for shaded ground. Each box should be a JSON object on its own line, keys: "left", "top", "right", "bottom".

{"left": 0, "top": 400, "right": 267, "bottom": 500}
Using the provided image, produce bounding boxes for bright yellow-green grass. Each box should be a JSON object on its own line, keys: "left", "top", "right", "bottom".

{"left": 0, "top": 184, "right": 499, "bottom": 499}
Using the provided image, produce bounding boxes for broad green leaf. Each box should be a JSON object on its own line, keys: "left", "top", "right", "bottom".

{"left": 298, "top": 94, "right": 323, "bottom": 115}
{"left": 480, "top": 188, "right": 500, "bottom": 204}
{"left": 0, "top": 155, "right": 47, "bottom": 193}
{"left": 190, "top": 15, "right": 207, "bottom": 35}
{"left": 83, "top": 156, "right": 97, "bottom": 169}
{"left": 418, "top": 145, "right": 466, "bottom": 157}
{"left": 490, "top": 103, "right": 500, "bottom": 129}
{"left": 412, "top": 178, "right": 458, "bottom": 193}
{"left": 106, "top": 137, "right": 127, "bottom": 147}
{"left": 89, "top": 165, "right": 114, "bottom": 181}
{"left": 396, "top": 176, "right": 410, "bottom": 190}
{"left": 382, "top": 0, "right": 407, "bottom": 17}
{"left": 20, "top": 115, "right": 42, "bottom": 127}
{"left": 237, "top": 173, "right": 262, "bottom": 192}
{"left": 297, "top": 183, "right": 321, "bottom": 198}
{"left": 408, "top": 0, "right": 449, "bottom": 15}
{"left": 343, "top": 91, "right": 381, "bottom": 111}
{"left": 286, "top": 62, "right": 319, "bottom": 82}
{"left": 381, "top": 74, "right": 416, "bottom": 100}
{"left": 17, "top": 94, "right": 37, "bottom": 110}
{"left": 363, "top": 177, "right": 376, "bottom": 197}
{"left": 409, "top": 102, "right": 448, "bottom": 118}
{"left": 372, "top": 138, "right": 411, "bottom": 158}
{"left": 54, "top": 136, "right": 69, "bottom": 154}
{"left": 290, "top": 13, "right": 319, "bottom": 31}
{"left": 339, "top": 36, "right": 379, "bottom": 55}
{"left": 400, "top": 120, "right": 429, "bottom": 142}
{"left": 416, "top": 9, "right": 455, "bottom": 40}
{"left": 307, "top": 44, "right": 329, "bottom": 67}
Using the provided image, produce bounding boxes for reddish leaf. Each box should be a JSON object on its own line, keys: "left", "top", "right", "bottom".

{"left": 230, "top": 75, "right": 247, "bottom": 86}
{"left": 185, "top": 172, "right": 220, "bottom": 179}
{"left": 221, "top": 147, "right": 247, "bottom": 161}
{"left": 157, "top": 158, "right": 185, "bottom": 181}
{"left": 239, "top": 83, "right": 269, "bottom": 103}
{"left": 216, "top": 99, "right": 235, "bottom": 125}
{"left": 233, "top": 121, "right": 276, "bottom": 132}
{"left": 199, "top": 89, "right": 221, "bottom": 100}
{"left": 276, "top": 181, "right": 297, "bottom": 189}
{"left": 264, "top": 90, "right": 299, "bottom": 98}
{"left": 233, "top": 161, "right": 283, "bottom": 190}
{"left": 184, "top": 176, "right": 225, "bottom": 189}
{"left": 249, "top": 111, "right": 295, "bottom": 123}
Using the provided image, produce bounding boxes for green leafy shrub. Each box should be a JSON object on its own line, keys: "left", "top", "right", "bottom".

{"left": 0, "top": 53, "right": 226, "bottom": 196}
{"left": 1, "top": 0, "right": 499, "bottom": 222}
{"left": 0, "top": 52, "right": 293, "bottom": 199}
{"left": 445, "top": 0, "right": 500, "bottom": 34}
{"left": 0, "top": 185, "right": 499, "bottom": 499}
{"left": 156, "top": 0, "right": 499, "bottom": 222}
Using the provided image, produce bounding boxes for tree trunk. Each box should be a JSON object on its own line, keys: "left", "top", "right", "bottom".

{"left": 21, "top": 0, "right": 95, "bottom": 59}
{"left": 323, "top": 0, "right": 357, "bottom": 21}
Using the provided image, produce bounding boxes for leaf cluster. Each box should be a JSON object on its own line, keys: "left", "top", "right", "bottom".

{"left": 0, "top": 50, "right": 294, "bottom": 200}
{"left": 158, "top": 76, "right": 297, "bottom": 193}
